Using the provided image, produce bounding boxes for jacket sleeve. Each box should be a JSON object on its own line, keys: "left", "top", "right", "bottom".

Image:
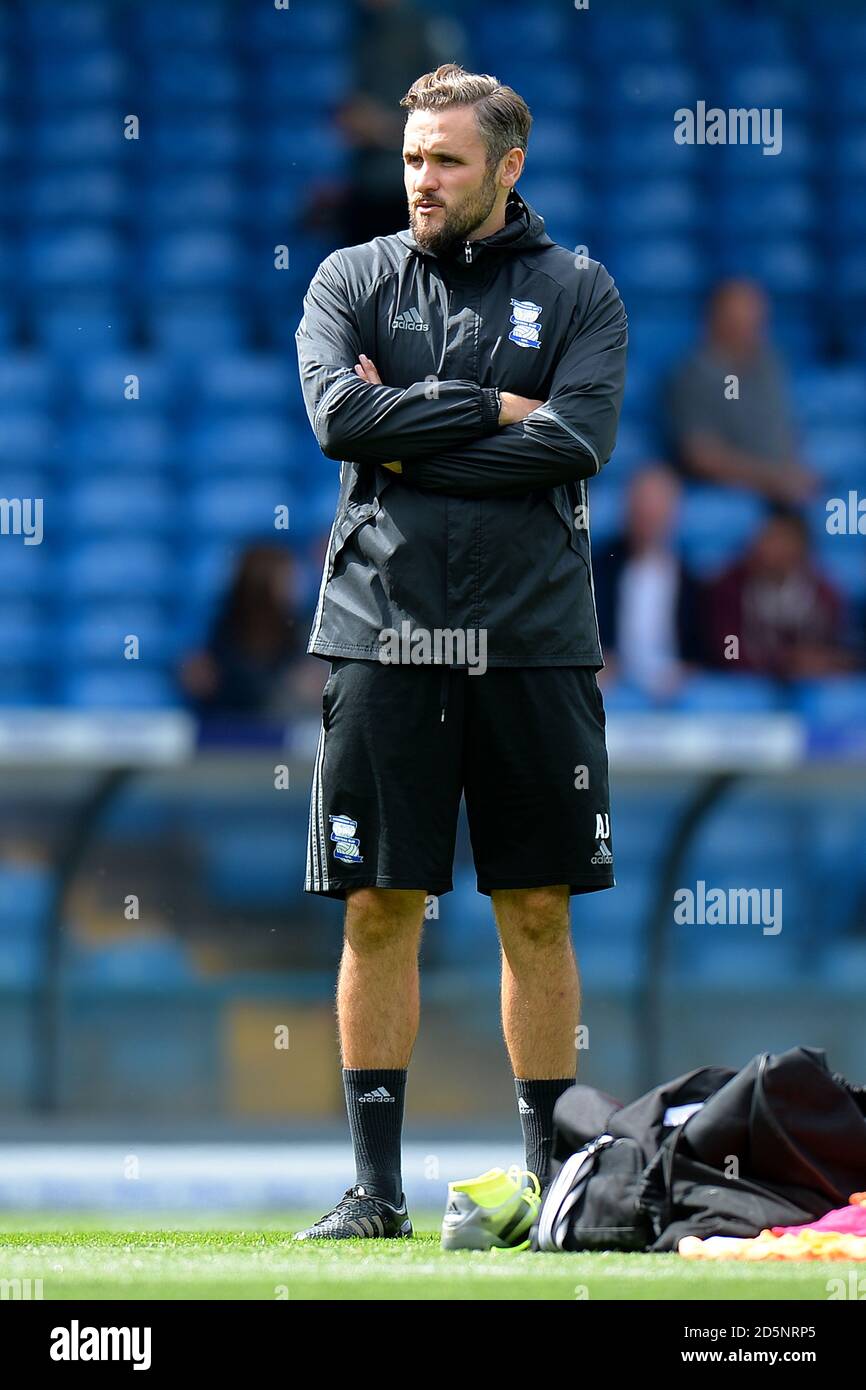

{"left": 295, "top": 250, "right": 501, "bottom": 464}
{"left": 398, "top": 265, "right": 627, "bottom": 497}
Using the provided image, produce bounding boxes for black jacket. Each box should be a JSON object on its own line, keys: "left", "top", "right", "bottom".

{"left": 295, "top": 189, "right": 628, "bottom": 666}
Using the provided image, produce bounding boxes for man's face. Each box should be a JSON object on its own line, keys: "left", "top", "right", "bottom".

{"left": 403, "top": 107, "right": 502, "bottom": 254}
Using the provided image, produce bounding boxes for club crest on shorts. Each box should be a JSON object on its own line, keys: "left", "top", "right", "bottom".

{"left": 330, "top": 813, "right": 364, "bottom": 864}
{"left": 508, "top": 298, "right": 543, "bottom": 349}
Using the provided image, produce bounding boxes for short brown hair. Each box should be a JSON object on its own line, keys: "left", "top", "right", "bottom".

{"left": 400, "top": 63, "right": 532, "bottom": 170}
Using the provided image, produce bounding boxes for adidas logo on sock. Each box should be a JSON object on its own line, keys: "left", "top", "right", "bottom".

{"left": 358, "top": 1086, "right": 395, "bottom": 1103}
{"left": 518, "top": 1097, "right": 534, "bottom": 1115}
{"left": 392, "top": 307, "right": 429, "bottom": 331}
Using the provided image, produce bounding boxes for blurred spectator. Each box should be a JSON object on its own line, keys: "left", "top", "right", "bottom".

{"left": 700, "top": 507, "right": 855, "bottom": 678}
{"left": 179, "top": 545, "right": 302, "bottom": 717}
{"left": 666, "top": 280, "right": 814, "bottom": 504}
{"left": 333, "top": 0, "right": 464, "bottom": 244}
{"left": 595, "top": 464, "right": 701, "bottom": 699}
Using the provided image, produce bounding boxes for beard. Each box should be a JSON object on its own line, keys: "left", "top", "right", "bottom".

{"left": 408, "top": 166, "right": 501, "bottom": 255}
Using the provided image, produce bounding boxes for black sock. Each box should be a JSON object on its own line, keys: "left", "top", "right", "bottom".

{"left": 514, "top": 1076, "right": 574, "bottom": 1186}
{"left": 342, "top": 1068, "right": 407, "bottom": 1205}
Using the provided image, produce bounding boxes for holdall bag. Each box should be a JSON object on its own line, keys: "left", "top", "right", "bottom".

{"left": 532, "top": 1045, "right": 866, "bottom": 1253}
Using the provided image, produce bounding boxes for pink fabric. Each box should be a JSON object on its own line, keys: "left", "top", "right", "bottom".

{"left": 771, "top": 1192, "right": 866, "bottom": 1237}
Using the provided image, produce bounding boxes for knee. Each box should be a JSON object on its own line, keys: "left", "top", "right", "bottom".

{"left": 344, "top": 888, "right": 425, "bottom": 952}
{"left": 495, "top": 886, "right": 570, "bottom": 946}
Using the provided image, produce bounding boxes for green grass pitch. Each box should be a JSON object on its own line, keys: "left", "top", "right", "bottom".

{"left": 0, "top": 1212, "right": 857, "bottom": 1300}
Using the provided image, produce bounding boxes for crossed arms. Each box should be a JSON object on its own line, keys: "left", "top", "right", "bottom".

{"left": 295, "top": 249, "right": 628, "bottom": 499}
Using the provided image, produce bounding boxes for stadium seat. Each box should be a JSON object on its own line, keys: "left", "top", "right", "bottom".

{"left": 62, "top": 539, "right": 176, "bottom": 599}
{"left": 64, "top": 414, "right": 173, "bottom": 472}
{"left": 66, "top": 475, "right": 177, "bottom": 533}
{"left": 59, "top": 666, "right": 179, "bottom": 709}
{"left": 675, "top": 674, "right": 781, "bottom": 713}
{"left": 187, "top": 478, "right": 295, "bottom": 539}
{"left": 794, "top": 677, "right": 866, "bottom": 725}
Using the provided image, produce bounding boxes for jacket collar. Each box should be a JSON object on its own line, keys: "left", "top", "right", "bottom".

{"left": 396, "top": 189, "right": 553, "bottom": 267}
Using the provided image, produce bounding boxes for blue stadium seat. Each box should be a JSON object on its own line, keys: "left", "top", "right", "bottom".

{"left": 514, "top": 178, "right": 590, "bottom": 242}
{"left": 183, "top": 415, "right": 298, "bottom": 475}
{"left": 253, "top": 55, "right": 350, "bottom": 110}
{"left": 0, "top": 939, "right": 43, "bottom": 986}
{"left": 33, "top": 51, "right": 125, "bottom": 104}
{"left": 31, "top": 110, "right": 120, "bottom": 162}
{"left": 472, "top": 7, "right": 571, "bottom": 59}
{"left": 130, "top": 0, "right": 230, "bottom": 48}
{"left": 28, "top": 168, "right": 126, "bottom": 221}
{"left": 29, "top": 294, "right": 132, "bottom": 354}
{"left": 148, "top": 298, "right": 247, "bottom": 355}
{"left": 140, "top": 174, "right": 242, "bottom": 228}
{"left": 180, "top": 542, "right": 242, "bottom": 613}
{"left": 802, "top": 426, "right": 866, "bottom": 484}
{"left": 611, "top": 238, "right": 706, "bottom": 298}
{"left": 605, "top": 180, "right": 703, "bottom": 236}
{"left": 66, "top": 936, "right": 196, "bottom": 987}
{"left": 77, "top": 355, "right": 178, "bottom": 414}
{"left": 187, "top": 479, "right": 295, "bottom": 539}
{"left": 719, "top": 63, "right": 813, "bottom": 113}
{"left": 60, "top": 666, "right": 180, "bottom": 709}
{"left": 147, "top": 54, "right": 241, "bottom": 107}
{"left": 0, "top": 541, "right": 52, "bottom": 598}
{"left": 584, "top": 479, "right": 624, "bottom": 544}
{"left": 65, "top": 475, "right": 177, "bottom": 533}
{"left": 670, "top": 940, "right": 802, "bottom": 986}
{"left": 819, "top": 942, "right": 866, "bottom": 989}
{"left": 146, "top": 231, "right": 248, "bottom": 290}
{"left": 23, "top": 227, "right": 125, "bottom": 288}
{"left": 675, "top": 674, "right": 780, "bottom": 713}
{"left": 65, "top": 414, "right": 172, "bottom": 472}
{"left": 0, "top": 603, "right": 52, "bottom": 667}
{"left": 677, "top": 488, "right": 766, "bottom": 574}
{"left": 61, "top": 604, "right": 179, "bottom": 665}
{"left": 608, "top": 62, "right": 701, "bottom": 114}
{"left": 717, "top": 239, "right": 818, "bottom": 297}
{"left": 150, "top": 115, "right": 246, "bottom": 167}
{"left": 697, "top": 13, "right": 793, "bottom": 62}
{"left": 606, "top": 124, "right": 700, "bottom": 175}
{"left": 793, "top": 367, "right": 866, "bottom": 427}
{"left": 0, "top": 353, "right": 56, "bottom": 407}
{"left": 240, "top": 0, "right": 348, "bottom": 52}
{"left": 794, "top": 677, "right": 866, "bottom": 724}
{"left": 196, "top": 354, "right": 296, "bottom": 411}
{"left": 0, "top": 413, "right": 56, "bottom": 467}
{"left": 62, "top": 539, "right": 176, "bottom": 599}
{"left": 20, "top": 0, "right": 110, "bottom": 46}
{"left": 201, "top": 823, "right": 307, "bottom": 908}
{"left": 255, "top": 122, "right": 346, "bottom": 175}
{"left": 584, "top": 10, "right": 684, "bottom": 63}
{"left": 716, "top": 180, "right": 816, "bottom": 237}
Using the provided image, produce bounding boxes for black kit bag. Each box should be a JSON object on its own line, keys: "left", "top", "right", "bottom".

{"left": 532, "top": 1045, "right": 866, "bottom": 1253}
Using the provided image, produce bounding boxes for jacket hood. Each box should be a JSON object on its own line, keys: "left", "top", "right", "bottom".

{"left": 396, "top": 188, "right": 554, "bottom": 262}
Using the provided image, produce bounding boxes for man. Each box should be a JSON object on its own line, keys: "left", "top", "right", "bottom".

{"left": 594, "top": 463, "right": 701, "bottom": 701}
{"left": 294, "top": 63, "right": 627, "bottom": 1240}
{"left": 701, "top": 507, "right": 852, "bottom": 679}
{"left": 666, "top": 278, "right": 814, "bottom": 504}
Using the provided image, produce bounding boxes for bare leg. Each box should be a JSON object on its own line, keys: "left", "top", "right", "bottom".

{"left": 492, "top": 885, "right": 580, "bottom": 1077}
{"left": 337, "top": 887, "right": 427, "bottom": 1067}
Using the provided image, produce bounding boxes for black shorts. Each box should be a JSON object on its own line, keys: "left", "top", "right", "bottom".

{"left": 305, "top": 659, "right": 614, "bottom": 900}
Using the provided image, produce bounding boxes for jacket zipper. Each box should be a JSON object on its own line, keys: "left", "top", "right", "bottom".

{"left": 464, "top": 241, "right": 473, "bottom": 264}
